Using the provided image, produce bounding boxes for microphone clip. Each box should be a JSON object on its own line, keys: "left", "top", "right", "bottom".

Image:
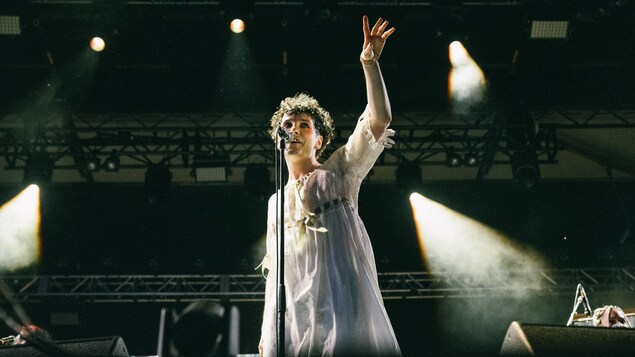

{"left": 277, "top": 127, "right": 292, "bottom": 142}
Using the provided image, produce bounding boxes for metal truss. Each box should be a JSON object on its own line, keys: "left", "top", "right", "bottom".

{"left": 1, "top": 267, "right": 633, "bottom": 303}
{"left": 24, "top": 1, "right": 624, "bottom": 6}
{"left": 1, "top": 109, "right": 633, "bottom": 179}
{"left": 20, "top": 1, "right": 529, "bottom": 6}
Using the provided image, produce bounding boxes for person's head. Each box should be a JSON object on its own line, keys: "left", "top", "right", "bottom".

{"left": 15, "top": 325, "right": 53, "bottom": 345}
{"left": 592, "top": 305, "right": 631, "bottom": 328}
{"left": 269, "top": 93, "right": 334, "bottom": 159}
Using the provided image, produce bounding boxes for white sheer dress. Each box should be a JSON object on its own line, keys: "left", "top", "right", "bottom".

{"left": 260, "top": 108, "right": 402, "bottom": 357}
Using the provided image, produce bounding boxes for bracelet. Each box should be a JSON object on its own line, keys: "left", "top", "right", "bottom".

{"left": 360, "top": 54, "right": 380, "bottom": 66}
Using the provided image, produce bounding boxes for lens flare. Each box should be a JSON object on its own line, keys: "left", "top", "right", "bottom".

{"left": 0, "top": 185, "right": 41, "bottom": 272}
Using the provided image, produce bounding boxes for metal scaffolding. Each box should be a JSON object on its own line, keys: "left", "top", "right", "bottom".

{"left": 2, "top": 109, "right": 634, "bottom": 181}
{"left": 2, "top": 267, "right": 634, "bottom": 303}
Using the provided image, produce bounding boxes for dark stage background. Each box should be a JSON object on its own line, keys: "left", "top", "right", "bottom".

{"left": 1, "top": 1, "right": 635, "bottom": 355}
{"left": 1, "top": 180, "right": 634, "bottom": 355}
{"left": 18, "top": 179, "right": 634, "bottom": 274}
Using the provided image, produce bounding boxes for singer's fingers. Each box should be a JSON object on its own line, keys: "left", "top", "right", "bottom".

{"left": 378, "top": 20, "right": 389, "bottom": 33}
{"left": 381, "top": 27, "right": 396, "bottom": 40}
{"left": 363, "top": 15, "right": 369, "bottom": 33}
{"left": 370, "top": 17, "right": 383, "bottom": 34}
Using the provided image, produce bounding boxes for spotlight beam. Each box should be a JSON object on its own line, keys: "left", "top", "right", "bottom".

{"left": 409, "top": 192, "right": 556, "bottom": 350}
{"left": 448, "top": 41, "right": 487, "bottom": 114}
{"left": 0, "top": 185, "right": 41, "bottom": 272}
{"left": 409, "top": 192, "right": 548, "bottom": 287}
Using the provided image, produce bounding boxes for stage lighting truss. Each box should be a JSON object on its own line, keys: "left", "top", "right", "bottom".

{"left": 0, "top": 267, "right": 633, "bottom": 302}
{"left": 0, "top": 109, "right": 634, "bottom": 183}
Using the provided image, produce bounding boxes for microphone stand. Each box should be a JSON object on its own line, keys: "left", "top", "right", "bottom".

{"left": 275, "top": 132, "right": 287, "bottom": 357}
{"left": 566, "top": 284, "right": 583, "bottom": 326}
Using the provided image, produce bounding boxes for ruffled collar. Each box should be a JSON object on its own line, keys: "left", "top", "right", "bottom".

{"left": 286, "top": 166, "right": 320, "bottom": 186}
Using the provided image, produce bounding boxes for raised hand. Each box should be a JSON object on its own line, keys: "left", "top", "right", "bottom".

{"left": 361, "top": 15, "right": 396, "bottom": 63}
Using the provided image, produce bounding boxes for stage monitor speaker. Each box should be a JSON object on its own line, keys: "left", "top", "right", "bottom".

{"left": 0, "top": 336, "right": 129, "bottom": 356}
{"left": 500, "top": 321, "right": 635, "bottom": 356}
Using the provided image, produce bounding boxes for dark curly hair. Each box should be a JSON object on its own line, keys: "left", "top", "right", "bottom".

{"left": 268, "top": 93, "right": 335, "bottom": 159}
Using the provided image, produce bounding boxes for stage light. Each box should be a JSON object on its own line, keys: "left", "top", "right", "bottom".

{"left": 395, "top": 161, "right": 422, "bottom": 193}
{"left": 104, "top": 152, "right": 120, "bottom": 172}
{"left": 244, "top": 164, "right": 270, "bottom": 202}
{"left": 171, "top": 301, "right": 240, "bottom": 357}
{"left": 192, "top": 153, "right": 231, "bottom": 183}
{"left": 230, "top": 18, "right": 245, "bottom": 33}
{"left": 214, "top": 22, "right": 263, "bottom": 109}
{"left": 144, "top": 164, "right": 172, "bottom": 204}
{"left": 446, "top": 150, "right": 462, "bottom": 167}
{"left": 89, "top": 36, "right": 106, "bottom": 52}
{"left": 448, "top": 41, "right": 486, "bottom": 109}
{"left": 511, "top": 151, "right": 540, "bottom": 188}
{"left": 530, "top": 20, "right": 569, "bottom": 39}
{"left": 449, "top": 41, "right": 470, "bottom": 67}
{"left": 0, "top": 15, "right": 20, "bottom": 35}
{"left": 513, "top": 163, "right": 540, "bottom": 188}
{"left": 23, "top": 152, "right": 53, "bottom": 188}
{"left": 86, "top": 157, "right": 100, "bottom": 172}
{"left": 0, "top": 185, "right": 40, "bottom": 272}
{"left": 221, "top": 0, "right": 253, "bottom": 33}
{"left": 464, "top": 152, "right": 479, "bottom": 167}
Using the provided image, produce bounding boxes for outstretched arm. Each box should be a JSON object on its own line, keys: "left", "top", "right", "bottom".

{"left": 361, "top": 15, "right": 395, "bottom": 141}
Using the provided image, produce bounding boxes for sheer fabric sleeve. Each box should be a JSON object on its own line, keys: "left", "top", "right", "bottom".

{"left": 259, "top": 194, "right": 278, "bottom": 355}
{"left": 332, "top": 105, "right": 395, "bottom": 181}
{"left": 321, "top": 106, "right": 395, "bottom": 208}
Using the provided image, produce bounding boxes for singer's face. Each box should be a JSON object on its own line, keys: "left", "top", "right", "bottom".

{"left": 281, "top": 113, "right": 323, "bottom": 158}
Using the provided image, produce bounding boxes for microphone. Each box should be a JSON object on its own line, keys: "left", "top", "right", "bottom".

{"left": 277, "top": 127, "right": 292, "bottom": 142}
{"left": 579, "top": 284, "right": 593, "bottom": 316}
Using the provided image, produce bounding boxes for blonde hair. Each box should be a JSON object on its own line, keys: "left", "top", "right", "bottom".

{"left": 268, "top": 93, "right": 335, "bottom": 159}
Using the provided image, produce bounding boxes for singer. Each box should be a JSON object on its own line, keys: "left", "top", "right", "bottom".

{"left": 258, "top": 16, "right": 400, "bottom": 357}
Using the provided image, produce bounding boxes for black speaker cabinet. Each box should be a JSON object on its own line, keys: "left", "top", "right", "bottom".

{"left": 0, "top": 336, "right": 129, "bottom": 356}
{"left": 500, "top": 321, "right": 635, "bottom": 356}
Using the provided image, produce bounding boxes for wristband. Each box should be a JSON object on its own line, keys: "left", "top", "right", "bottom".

{"left": 360, "top": 54, "right": 380, "bottom": 66}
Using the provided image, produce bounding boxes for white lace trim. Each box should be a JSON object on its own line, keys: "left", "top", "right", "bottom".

{"left": 360, "top": 117, "right": 396, "bottom": 149}
{"left": 286, "top": 167, "right": 320, "bottom": 187}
